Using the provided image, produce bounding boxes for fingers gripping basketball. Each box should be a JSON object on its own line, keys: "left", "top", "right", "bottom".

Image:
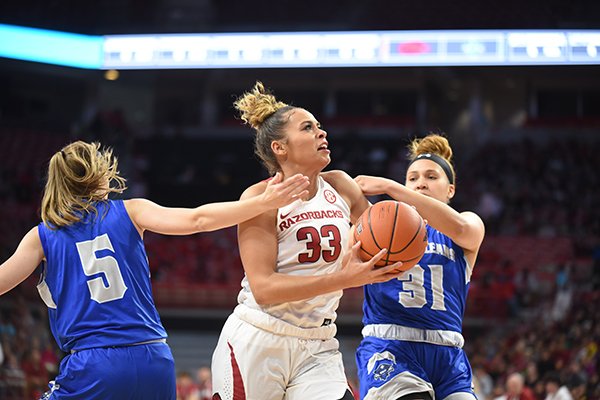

{"left": 353, "top": 200, "right": 428, "bottom": 271}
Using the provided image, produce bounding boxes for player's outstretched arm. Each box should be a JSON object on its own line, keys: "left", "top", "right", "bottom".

{"left": 126, "top": 172, "right": 309, "bottom": 236}
{"left": 355, "top": 175, "right": 484, "bottom": 252}
{"left": 0, "top": 227, "right": 44, "bottom": 296}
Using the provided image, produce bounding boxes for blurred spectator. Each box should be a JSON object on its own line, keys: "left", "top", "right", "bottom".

{"left": 195, "top": 366, "right": 212, "bottom": 400}
{"left": 176, "top": 371, "right": 200, "bottom": 400}
{"left": 544, "top": 372, "right": 573, "bottom": 400}
{"left": 1, "top": 351, "right": 27, "bottom": 399}
{"left": 0, "top": 311, "right": 16, "bottom": 338}
{"left": 524, "top": 361, "right": 545, "bottom": 400}
{"left": 474, "top": 364, "right": 495, "bottom": 400}
{"left": 514, "top": 268, "right": 541, "bottom": 311}
{"left": 21, "top": 348, "right": 48, "bottom": 399}
{"left": 537, "top": 349, "right": 556, "bottom": 379}
{"left": 476, "top": 189, "right": 504, "bottom": 220}
{"left": 551, "top": 286, "right": 573, "bottom": 322}
{"left": 40, "top": 340, "right": 60, "bottom": 377}
{"left": 555, "top": 263, "right": 571, "bottom": 291}
{"left": 494, "top": 372, "right": 536, "bottom": 400}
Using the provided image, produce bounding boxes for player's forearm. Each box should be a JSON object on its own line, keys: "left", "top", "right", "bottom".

{"left": 192, "top": 196, "right": 270, "bottom": 232}
{"left": 384, "top": 181, "right": 467, "bottom": 237}
{"left": 250, "top": 272, "right": 347, "bottom": 305}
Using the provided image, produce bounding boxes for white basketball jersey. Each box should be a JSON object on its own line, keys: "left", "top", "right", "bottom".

{"left": 237, "top": 176, "right": 351, "bottom": 329}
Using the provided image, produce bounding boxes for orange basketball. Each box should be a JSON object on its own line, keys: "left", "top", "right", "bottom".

{"left": 353, "top": 200, "right": 428, "bottom": 271}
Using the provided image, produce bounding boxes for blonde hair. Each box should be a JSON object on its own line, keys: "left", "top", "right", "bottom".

{"left": 408, "top": 133, "right": 456, "bottom": 182}
{"left": 234, "top": 81, "right": 296, "bottom": 174}
{"left": 41, "top": 141, "right": 127, "bottom": 229}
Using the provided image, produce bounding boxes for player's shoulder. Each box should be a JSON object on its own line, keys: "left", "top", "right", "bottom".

{"left": 321, "top": 170, "right": 360, "bottom": 196}
{"left": 240, "top": 179, "right": 269, "bottom": 200}
{"left": 321, "top": 170, "right": 353, "bottom": 189}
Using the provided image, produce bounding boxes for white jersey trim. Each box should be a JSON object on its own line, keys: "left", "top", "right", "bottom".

{"left": 464, "top": 254, "right": 474, "bottom": 284}
{"left": 37, "top": 279, "right": 57, "bottom": 309}
{"left": 234, "top": 304, "right": 337, "bottom": 340}
{"left": 362, "top": 323, "right": 464, "bottom": 348}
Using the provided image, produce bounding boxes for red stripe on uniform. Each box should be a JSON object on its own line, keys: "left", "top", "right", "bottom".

{"left": 228, "top": 342, "right": 246, "bottom": 400}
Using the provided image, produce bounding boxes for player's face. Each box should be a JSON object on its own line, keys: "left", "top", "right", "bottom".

{"left": 405, "top": 159, "right": 455, "bottom": 203}
{"left": 278, "top": 108, "right": 330, "bottom": 171}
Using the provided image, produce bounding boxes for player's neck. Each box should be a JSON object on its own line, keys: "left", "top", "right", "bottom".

{"left": 304, "top": 176, "right": 320, "bottom": 201}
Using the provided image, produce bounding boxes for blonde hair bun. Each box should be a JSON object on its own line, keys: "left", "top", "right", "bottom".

{"left": 408, "top": 134, "right": 453, "bottom": 163}
{"left": 234, "top": 82, "right": 288, "bottom": 129}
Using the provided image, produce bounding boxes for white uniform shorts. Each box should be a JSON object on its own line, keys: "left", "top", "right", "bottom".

{"left": 211, "top": 311, "right": 350, "bottom": 400}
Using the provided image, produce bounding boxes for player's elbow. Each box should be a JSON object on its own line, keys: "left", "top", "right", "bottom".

{"left": 191, "top": 217, "right": 207, "bottom": 233}
{"left": 452, "top": 220, "right": 470, "bottom": 237}
{"left": 249, "top": 281, "right": 276, "bottom": 305}
{"left": 192, "top": 212, "right": 217, "bottom": 233}
{"left": 251, "top": 288, "right": 272, "bottom": 305}
{"left": 252, "top": 293, "right": 271, "bottom": 306}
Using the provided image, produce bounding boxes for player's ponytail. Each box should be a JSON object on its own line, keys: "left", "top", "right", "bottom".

{"left": 41, "top": 141, "right": 126, "bottom": 229}
{"left": 234, "top": 81, "right": 295, "bottom": 174}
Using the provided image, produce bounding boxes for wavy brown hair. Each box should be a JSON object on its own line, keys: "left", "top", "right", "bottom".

{"left": 407, "top": 133, "right": 456, "bottom": 183}
{"left": 234, "top": 81, "right": 296, "bottom": 174}
{"left": 41, "top": 141, "right": 126, "bottom": 229}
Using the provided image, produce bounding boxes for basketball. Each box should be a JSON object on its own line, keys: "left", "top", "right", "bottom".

{"left": 353, "top": 200, "right": 428, "bottom": 271}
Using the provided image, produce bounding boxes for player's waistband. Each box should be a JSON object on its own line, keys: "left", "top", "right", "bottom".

{"left": 70, "top": 338, "right": 167, "bottom": 354}
{"left": 362, "top": 324, "right": 464, "bottom": 348}
{"left": 234, "top": 304, "right": 337, "bottom": 340}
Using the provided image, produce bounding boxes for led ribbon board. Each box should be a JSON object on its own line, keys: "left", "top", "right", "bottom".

{"left": 1, "top": 24, "right": 599, "bottom": 69}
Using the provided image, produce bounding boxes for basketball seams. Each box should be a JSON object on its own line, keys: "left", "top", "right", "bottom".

{"left": 367, "top": 205, "right": 383, "bottom": 251}
{"left": 355, "top": 200, "right": 428, "bottom": 269}
{"left": 387, "top": 212, "right": 423, "bottom": 255}
{"left": 383, "top": 202, "right": 399, "bottom": 265}
{"left": 368, "top": 203, "right": 389, "bottom": 267}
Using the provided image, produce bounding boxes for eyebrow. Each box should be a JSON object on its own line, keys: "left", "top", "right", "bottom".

{"left": 299, "top": 120, "right": 320, "bottom": 127}
{"left": 408, "top": 169, "right": 442, "bottom": 175}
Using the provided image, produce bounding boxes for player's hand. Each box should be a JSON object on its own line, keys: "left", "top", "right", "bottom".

{"left": 354, "top": 175, "right": 392, "bottom": 196}
{"left": 261, "top": 172, "right": 309, "bottom": 209}
{"left": 341, "top": 241, "right": 404, "bottom": 287}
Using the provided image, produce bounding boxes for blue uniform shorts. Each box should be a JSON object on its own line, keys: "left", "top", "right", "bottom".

{"left": 43, "top": 342, "right": 176, "bottom": 400}
{"left": 356, "top": 337, "right": 474, "bottom": 400}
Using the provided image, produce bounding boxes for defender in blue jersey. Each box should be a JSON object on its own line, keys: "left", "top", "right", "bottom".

{"left": 0, "top": 140, "right": 309, "bottom": 400}
{"left": 355, "top": 134, "right": 485, "bottom": 400}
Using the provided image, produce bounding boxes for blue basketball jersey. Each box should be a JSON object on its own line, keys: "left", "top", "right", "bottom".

{"left": 37, "top": 200, "right": 167, "bottom": 352}
{"left": 362, "top": 225, "right": 470, "bottom": 333}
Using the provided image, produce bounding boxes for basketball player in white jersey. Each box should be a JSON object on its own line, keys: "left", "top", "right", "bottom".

{"left": 211, "top": 82, "right": 405, "bottom": 400}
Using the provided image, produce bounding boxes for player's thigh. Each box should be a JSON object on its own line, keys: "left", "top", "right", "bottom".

{"left": 356, "top": 337, "right": 434, "bottom": 400}
{"left": 47, "top": 347, "right": 135, "bottom": 399}
{"left": 443, "top": 392, "right": 477, "bottom": 400}
{"left": 426, "top": 346, "right": 474, "bottom": 400}
{"left": 284, "top": 338, "right": 350, "bottom": 400}
{"left": 47, "top": 344, "right": 175, "bottom": 400}
{"left": 212, "top": 314, "right": 289, "bottom": 400}
{"left": 131, "top": 342, "right": 176, "bottom": 400}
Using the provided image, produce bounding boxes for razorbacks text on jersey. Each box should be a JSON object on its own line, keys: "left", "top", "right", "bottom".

{"left": 236, "top": 175, "right": 351, "bottom": 330}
